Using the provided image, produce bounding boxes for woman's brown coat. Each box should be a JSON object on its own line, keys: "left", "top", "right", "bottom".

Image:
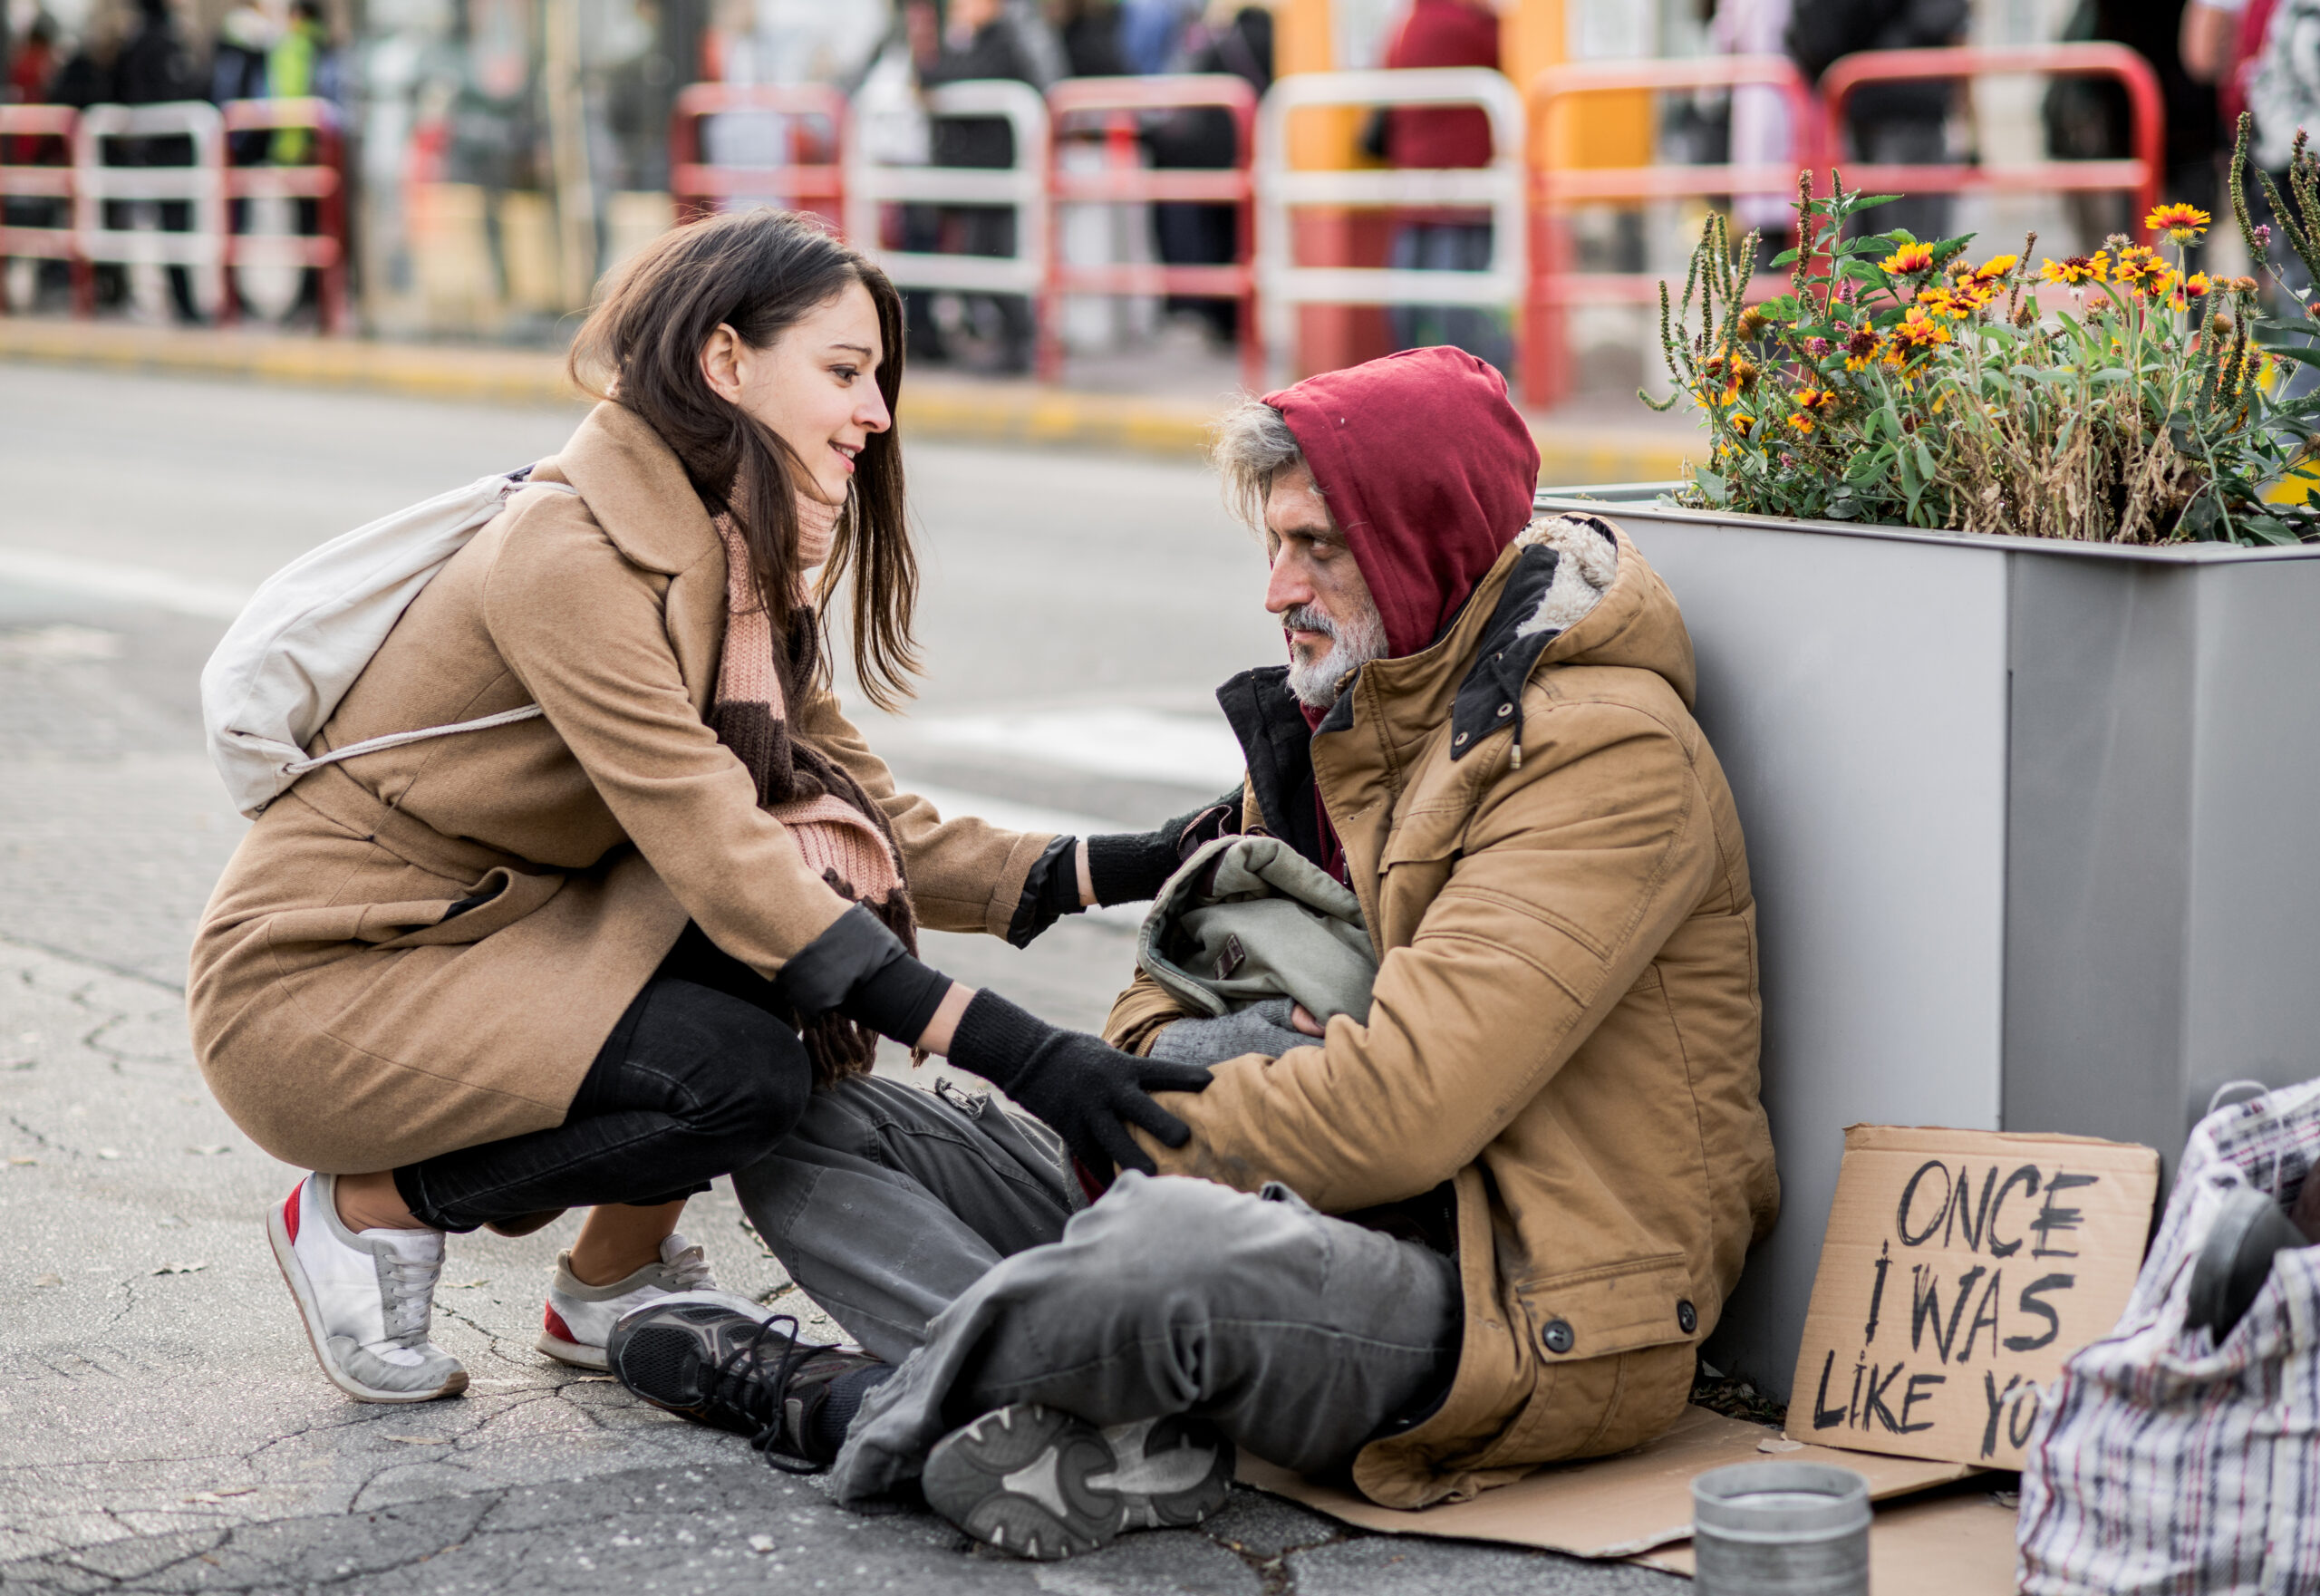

{"left": 189, "top": 403, "right": 1052, "bottom": 1174}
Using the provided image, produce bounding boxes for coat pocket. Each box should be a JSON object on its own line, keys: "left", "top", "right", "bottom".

{"left": 1512, "top": 1253, "right": 1701, "bottom": 1365}
{"left": 373, "top": 866, "right": 566, "bottom": 948}
{"left": 259, "top": 866, "right": 565, "bottom": 952}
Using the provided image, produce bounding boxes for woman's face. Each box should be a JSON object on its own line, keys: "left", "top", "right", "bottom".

{"left": 701, "top": 279, "right": 892, "bottom": 510}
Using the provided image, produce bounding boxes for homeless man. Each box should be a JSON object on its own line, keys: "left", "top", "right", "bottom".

{"left": 604, "top": 345, "right": 1780, "bottom": 1560}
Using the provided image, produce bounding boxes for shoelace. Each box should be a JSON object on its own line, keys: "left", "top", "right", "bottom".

{"left": 662, "top": 1243, "right": 716, "bottom": 1292}
{"left": 701, "top": 1312, "right": 828, "bottom": 1474}
{"left": 377, "top": 1252, "right": 442, "bottom": 1346}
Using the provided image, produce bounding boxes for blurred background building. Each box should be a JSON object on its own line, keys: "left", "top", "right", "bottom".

{"left": 0, "top": 0, "right": 2252, "bottom": 403}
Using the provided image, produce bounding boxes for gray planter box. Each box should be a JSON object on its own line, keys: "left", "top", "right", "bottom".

{"left": 1540, "top": 485, "right": 2320, "bottom": 1398}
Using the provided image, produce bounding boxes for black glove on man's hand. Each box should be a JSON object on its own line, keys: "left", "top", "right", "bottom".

{"left": 945, "top": 989, "right": 1213, "bottom": 1177}
{"left": 1084, "top": 790, "right": 1242, "bottom": 908}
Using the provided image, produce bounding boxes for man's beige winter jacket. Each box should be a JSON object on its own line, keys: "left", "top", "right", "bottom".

{"left": 1105, "top": 519, "right": 1779, "bottom": 1511}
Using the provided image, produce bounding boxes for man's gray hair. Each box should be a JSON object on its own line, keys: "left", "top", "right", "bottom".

{"left": 1211, "top": 396, "right": 1312, "bottom": 532}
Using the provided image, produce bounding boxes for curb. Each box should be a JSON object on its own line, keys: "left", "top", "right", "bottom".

{"left": 0, "top": 316, "right": 1696, "bottom": 480}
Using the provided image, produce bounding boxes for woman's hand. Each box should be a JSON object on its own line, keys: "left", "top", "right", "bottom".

{"left": 940, "top": 990, "right": 1213, "bottom": 1177}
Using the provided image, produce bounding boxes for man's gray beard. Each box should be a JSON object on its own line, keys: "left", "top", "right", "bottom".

{"left": 1282, "top": 599, "right": 1387, "bottom": 710}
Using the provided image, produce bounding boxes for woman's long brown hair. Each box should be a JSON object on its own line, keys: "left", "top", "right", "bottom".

{"left": 567, "top": 209, "right": 920, "bottom": 711}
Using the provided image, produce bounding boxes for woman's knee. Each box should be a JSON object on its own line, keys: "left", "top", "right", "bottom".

{"left": 630, "top": 979, "right": 813, "bottom": 1148}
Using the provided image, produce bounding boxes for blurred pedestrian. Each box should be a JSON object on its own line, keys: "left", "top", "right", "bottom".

{"left": 48, "top": 5, "right": 121, "bottom": 111}
{"left": 1119, "top": 0, "right": 1194, "bottom": 73}
{"left": 1789, "top": 0, "right": 1968, "bottom": 246}
{"left": 1381, "top": 0, "right": 1512, "bottom": 372}
{"left": 1713, "top": 0, "right": 1799, "bottom": 263}
{"left": 1049, "top": 0, "right": 1126, "bottom": 76}
{"left": 209, "top": 4, "right": 273, "bottom": 165}
{"left": 915, "top": 0, "right": 1064, "bottom": 372}
{"left": 209, "top": 3, "right": 270, "bottom": 104}
{"left": 3, "top": 11, "right": 64, "bottom": 311}
{"left": 2238, "top": 0, "right": 2320, "bottom": 315}
{"left": 116, "top": 0, "right": 196, "bottom": 105}
{"left": 1146, "top": 2, "right": 1271, "bottom": 345}
{"left": 6, "top": 12, "right": 59, "bottom": 107}
{"left": 116, "top": 0, "right": 205, "bottom": 324}
{"left": 2183, "top": 0, "right": 2285, "bottom": 167}
{"left": 2044, "top": 0, "right": 2218, "bottom": 263}
{"left": 266, "top": 0, "right": 330, "bottom": 165}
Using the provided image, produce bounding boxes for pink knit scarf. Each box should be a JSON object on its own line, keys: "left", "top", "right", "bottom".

{"left": 710, "top": 492, "right": 915, "bottom": 1085}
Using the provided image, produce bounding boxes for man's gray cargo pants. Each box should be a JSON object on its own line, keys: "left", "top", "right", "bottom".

{"left": 729, "top": 1075, "right": 1461, "bottom": 1502}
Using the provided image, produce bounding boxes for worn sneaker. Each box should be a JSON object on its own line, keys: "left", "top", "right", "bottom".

{"left": 605, "top": 1297, "right": 882, "bottom": 1471}
{"left": 265, "top": 1173, "right": 468, "bottom": 1404}
{"left": 921, "top": 1404, "right": 1232, "bottom": 1561}
{"left": 536, "top": 1233, "right": 762, "bottom": 1370}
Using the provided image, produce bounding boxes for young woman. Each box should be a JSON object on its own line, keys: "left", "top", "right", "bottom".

{"left": 188, "top": 210, "right": 1213, "bottom": 1405}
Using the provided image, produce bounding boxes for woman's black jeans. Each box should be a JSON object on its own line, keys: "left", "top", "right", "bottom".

{"left": 392, "top": 928, "right": 813, "bottom": 1233}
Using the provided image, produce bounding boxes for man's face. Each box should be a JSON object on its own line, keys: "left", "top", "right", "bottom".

{"left": 1263, "top": 464, "right": 1387, "bottom": 711}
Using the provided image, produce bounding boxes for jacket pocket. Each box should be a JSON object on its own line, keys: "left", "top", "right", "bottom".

{"left": 261, "top": 866, "right": 564, "bottom": 952}
{"left": 1513, "top": 1253, "right": 1700, "bottom": 1365}
{"left": 374, "top": 866, "right": 565, "bottom": 947}
{"left": 1377, "top": 809, "right": 1467, "bottom": 913}
{"left": 1378, "top": 808, "right": 1468, "bottom": 869}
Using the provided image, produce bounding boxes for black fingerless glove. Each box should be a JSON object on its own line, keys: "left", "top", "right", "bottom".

{"left": 1005, "top": 835, "right": 1088, "bottom": 948}
{"left": 945, "top": 990, "right": 1214, "bottom": 1177}
{"left": 1083, "top": 790, "right": 1242, "bottom": 908}
{"left": 775, "top": 904, "right": 954, "bottom": 1046}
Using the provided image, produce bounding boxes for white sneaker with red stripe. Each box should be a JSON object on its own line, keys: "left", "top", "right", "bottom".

{"left": 266, "top": 1173, "right": 468, "bottom": 1403}
{"left": 536, "top": 1233, "right": 763, "bottom": 1370}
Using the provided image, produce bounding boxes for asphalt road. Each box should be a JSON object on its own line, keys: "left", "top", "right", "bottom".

{"left": 0, "top": 361, "right": 1684, "bottom": 1595}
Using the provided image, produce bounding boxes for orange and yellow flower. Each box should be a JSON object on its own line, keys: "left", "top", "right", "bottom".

{"left": 1843, "top": 327, "right": 1882, "bottom": 370}
{"left": 1730, "top": 411, "right": 1755, "bottom": 438}
{"left": 1879, "top": 242, "right": 1937, "bottom": 277}
{"left": 2040, "top": 254, "right": 2106, "bottom": 286}
{"left": 1918, "top": 286, "right": 1969, "bottom": 318}
{"left": 2110, "top": 246, "right": 2167, "bottom": 290}
{"left": 1889, "top": 306, "right": 1952, "bottom": 353}
{"left": 1968, "top": 254, "right": 2019, "bottom": 283}
{"left": 2145, "top": 202, "right": 2210, "bottom": 244}
{"left": 2172, "top": 271, "right": 2213, "bottom": 311}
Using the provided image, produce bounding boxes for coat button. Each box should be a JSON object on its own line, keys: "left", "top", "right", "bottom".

{"left": 1677, "top": 1300, "right": 1698, "bottom": 1335}
{"left": 1541, "top": 1318, "right": 1575, "bottom": 1355}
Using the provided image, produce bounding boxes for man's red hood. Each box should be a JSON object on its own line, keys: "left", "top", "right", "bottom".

{"left": 1264, "top": 347, "right": 1540, "bottom": 659}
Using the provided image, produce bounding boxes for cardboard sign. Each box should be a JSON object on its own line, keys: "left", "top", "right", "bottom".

{"left": 1786, "top": 1125, "right": 2160, "bottom": 1469}
{"left": 1236, "top": 1406, "right": 1971, "bottom": 1561}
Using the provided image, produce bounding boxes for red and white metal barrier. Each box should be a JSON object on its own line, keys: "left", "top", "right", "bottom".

{"left": 669, "top": 82, "right": 846, "bottom": 229}
{"left": 1038, "top": 73, "right": 1261, "bottom": 389}
{"left": 73, "top": 101, "right": 229, "bottom": 314}
{"left": 1253, "top": 68, "right": 1527, "bottom": 389}
{"left": 1524, "top": 55, "right": 1823, "bottom": 409}
{"left": 220, "top": 96, "right": 349, "bottom": 332}
{"left": 1822, "top": 44, "right": 2165, "bottom": 238}
{"left": 845, "top": 78, "right": 1050, "bottom": 300}
{"left": 0, "top": 103, "right": 88, "bottom": 314}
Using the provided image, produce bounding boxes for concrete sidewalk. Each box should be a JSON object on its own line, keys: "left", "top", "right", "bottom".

{"left": 0, "top": 315, "right": 1697, "bottom": 485}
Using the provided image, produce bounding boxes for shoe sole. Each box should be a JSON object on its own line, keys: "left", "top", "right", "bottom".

{"left": 541, "top": 1286, "right": 775, "bottom": 1373}
{"left": 266, "top": 1202, "right": 468, "bottom": 1405}
{"left": 536, "top": 1330, "right": 608, "bottom": 1371}
{"left": 922, "top": 1405, "right": 1232, "bottom": 1562}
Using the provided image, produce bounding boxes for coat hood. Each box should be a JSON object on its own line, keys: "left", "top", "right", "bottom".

{"left": 1264, "top": 346, "right": 1540, "bottom": 659}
